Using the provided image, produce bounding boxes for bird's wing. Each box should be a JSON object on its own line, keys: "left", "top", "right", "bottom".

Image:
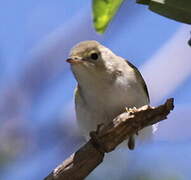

{"left": 125, "top": 60, "right": 151, "bottom": 150}
{"left": 125, "top": 60, "right": 150, "bottom": 103}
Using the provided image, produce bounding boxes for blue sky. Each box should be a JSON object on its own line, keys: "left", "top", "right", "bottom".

{"left": 0, "top": 1, "right": 191, "bottom": 179}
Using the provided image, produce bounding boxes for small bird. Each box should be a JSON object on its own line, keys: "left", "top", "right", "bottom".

{"left": 67, "top": 40, "right": 154, "bottom": 150}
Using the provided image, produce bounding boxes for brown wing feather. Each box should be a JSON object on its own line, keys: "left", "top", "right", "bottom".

{"left": 126, "top": 60, "right": 150, "bottom": 103}
{"left": 126, "top": 60, "right": 150, "bottom": 150}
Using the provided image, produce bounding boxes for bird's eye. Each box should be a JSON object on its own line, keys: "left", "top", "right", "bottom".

{"left": 90, "top": 53, "right": 99, "bottom": 60}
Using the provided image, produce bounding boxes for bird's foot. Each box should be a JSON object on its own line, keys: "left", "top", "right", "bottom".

{"left": 89, "top": 123, "right": 107, "bottom": 154}
{"left": 125, "top": 106, "right": 137, "bottom": 113}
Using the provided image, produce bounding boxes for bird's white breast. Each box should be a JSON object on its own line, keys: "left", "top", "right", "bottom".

{"left": 75, "top": 73, "right": 152, "bottom": 141}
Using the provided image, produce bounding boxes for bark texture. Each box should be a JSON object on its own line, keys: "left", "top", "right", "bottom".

{"left": 44, "top": 98, "right": 174, "bottom": 180}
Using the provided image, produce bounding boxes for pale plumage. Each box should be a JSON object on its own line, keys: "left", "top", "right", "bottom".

{"left": 67, "top": 40, "right": 154, "bottom": 149}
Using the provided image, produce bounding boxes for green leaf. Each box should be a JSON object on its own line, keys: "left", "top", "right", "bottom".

{"left": 137, "top": 0, "right": 191, "bottom": 24}
{"left": 92, "top": 0, "right": 124, "bottom": 34}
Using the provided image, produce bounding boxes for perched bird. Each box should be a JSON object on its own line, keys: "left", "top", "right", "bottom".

{"left": 67, "top": 40, "right": 154, "bottom": 149}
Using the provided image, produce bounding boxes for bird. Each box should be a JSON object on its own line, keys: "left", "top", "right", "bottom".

{"left": 66, "top": 40, "right": 154, "bottom": 150}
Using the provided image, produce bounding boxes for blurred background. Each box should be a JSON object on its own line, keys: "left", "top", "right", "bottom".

{"left": 0, "top": 0, "right": 191, "bottom": 180}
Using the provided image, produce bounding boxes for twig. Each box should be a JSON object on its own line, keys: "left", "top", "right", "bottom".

{"left": 44, "top": 98, "right": 174, "bottom": 180}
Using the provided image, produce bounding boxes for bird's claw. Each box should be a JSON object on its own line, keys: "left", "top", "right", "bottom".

{"left": 125, "top": 106, "right": 137, "bottom": 113}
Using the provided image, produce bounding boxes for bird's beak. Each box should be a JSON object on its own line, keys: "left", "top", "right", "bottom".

{"left": 66, "top": 57, "right": 83, "bottom": 64}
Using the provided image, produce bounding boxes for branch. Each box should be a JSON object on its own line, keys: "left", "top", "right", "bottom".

{"left": 44, "top": 98, "right": 174, "bottom": 180}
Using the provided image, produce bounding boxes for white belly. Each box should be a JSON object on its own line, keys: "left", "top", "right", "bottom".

{"left": 75, "top": 79, "right": 153, "bottom": 141}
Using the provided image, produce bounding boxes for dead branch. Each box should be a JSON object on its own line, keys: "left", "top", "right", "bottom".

{"left": 44, "top": 98, "right": 174, "bottom": 180}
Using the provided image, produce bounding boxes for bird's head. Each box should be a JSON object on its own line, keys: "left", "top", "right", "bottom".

{"left": 66, "top": 40, "right": 123, "bottom": 86}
